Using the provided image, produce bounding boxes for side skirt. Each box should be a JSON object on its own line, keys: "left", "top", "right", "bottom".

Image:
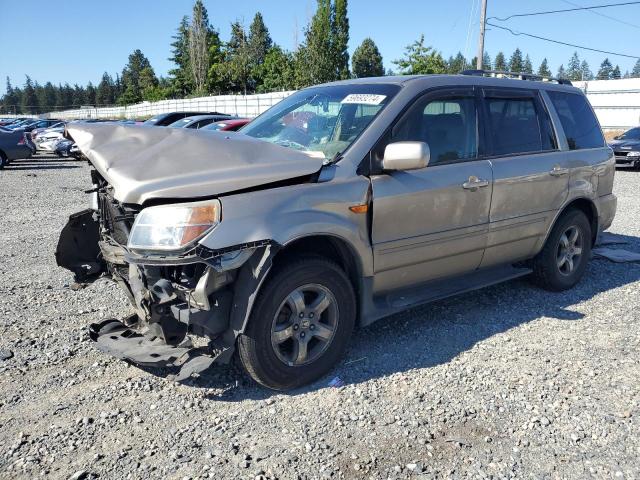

{"left": 359, "top": 264, "right": 532, "bottom": 327}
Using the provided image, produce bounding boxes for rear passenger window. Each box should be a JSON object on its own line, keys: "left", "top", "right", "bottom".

{"left": 547, "top": 91, "right": 604, "bottom": 150}
{"left": 391, "top": 95, "right": 478, "bottom": 164}
{"left": 485, "top": 94, "right": 556, "bottom": 156}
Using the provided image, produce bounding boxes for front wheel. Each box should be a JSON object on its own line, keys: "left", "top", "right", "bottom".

{"left": 531, "top": 209, "right": 592, "bottom": 291}
{"left": 238, "top": 257, "right": 356, "bottom": 390}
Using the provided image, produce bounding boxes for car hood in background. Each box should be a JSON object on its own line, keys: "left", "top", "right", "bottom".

{"left": 66, "top": 123, "right": 325, "bottom": 205}
{"left": 608, "top": 139, "right": 640, "bottom": 150}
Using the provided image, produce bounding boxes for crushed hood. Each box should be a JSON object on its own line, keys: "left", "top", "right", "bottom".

{"left": 67, "top": 123, "right": 324, "bottom": 205}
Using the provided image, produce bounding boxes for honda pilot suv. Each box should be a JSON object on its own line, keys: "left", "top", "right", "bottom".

{"left": 57, "top": 72, "right": 616, "bottom": 390}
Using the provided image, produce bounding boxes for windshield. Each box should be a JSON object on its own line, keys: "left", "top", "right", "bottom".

{"left": 168, "top": 118, "right": 192, "bottom": 128}
{"left": 241, "top": 84, "right": 400, "bottom": 162}
{"left": 619, "top": 127, "right": 640, "bottom": 140}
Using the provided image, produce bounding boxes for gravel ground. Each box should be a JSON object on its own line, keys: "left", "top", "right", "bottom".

{"left": 0, "top": 155, "right": 638, "bottom": 480}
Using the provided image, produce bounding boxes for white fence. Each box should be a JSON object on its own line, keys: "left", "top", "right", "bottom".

{"left": 42, "top": 91, "right": 296, "bottom": 121}
{"left": 32, "top": 78, "right": 640, "bottom": 131}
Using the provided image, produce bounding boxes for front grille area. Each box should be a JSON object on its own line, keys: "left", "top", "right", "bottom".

{"left": 614, "top": 151, "right": 628, "bottom": 157}
{"left": 97, "top": 189, "right": 138, "bottom": 247}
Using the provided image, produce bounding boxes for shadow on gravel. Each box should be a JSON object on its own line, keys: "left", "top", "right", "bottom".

{"left": 101, "top": 232, "right": 640, "bottom": 401}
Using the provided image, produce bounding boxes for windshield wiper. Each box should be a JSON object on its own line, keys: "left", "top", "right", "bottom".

{"left": 327, "top": 151, "right": 343, "bottom": 165}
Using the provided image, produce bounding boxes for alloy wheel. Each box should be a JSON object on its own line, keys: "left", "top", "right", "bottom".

{"left": 270, "top": 284, "right": 338, "bottom": 366}
{"left": 556, "top": 225, "right": 583, "bottom": 276}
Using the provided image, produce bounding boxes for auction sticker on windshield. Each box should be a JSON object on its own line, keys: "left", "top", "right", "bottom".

{"left": 341, "top": 94, "right": 386, "bottom": 105}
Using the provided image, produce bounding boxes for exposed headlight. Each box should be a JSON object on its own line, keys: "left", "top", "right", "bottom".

{"left": 128, "top": 200, "right": 221, "bottom": 251}
{"left": 627, "top": 151, "right": 640, "bottom": 157}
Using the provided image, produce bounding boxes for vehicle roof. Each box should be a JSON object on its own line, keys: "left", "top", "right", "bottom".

{"left": 315, "top": 74, "right": 583, "bottom": 94}
{"left": 181, "top": 114, "right": 233, "bottom": 122}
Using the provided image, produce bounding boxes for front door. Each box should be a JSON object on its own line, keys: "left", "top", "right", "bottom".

{"left": 370, "top": 88, "right": 493, "bottom": 293}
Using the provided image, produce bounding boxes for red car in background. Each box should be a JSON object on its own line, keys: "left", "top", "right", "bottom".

{"left": 203, "top": 118, "right": 251, "bottom": 132}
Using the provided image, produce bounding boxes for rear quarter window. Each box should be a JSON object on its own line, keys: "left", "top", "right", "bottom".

{"left": 547, "top": 91, "right": 604, "bottom": 150}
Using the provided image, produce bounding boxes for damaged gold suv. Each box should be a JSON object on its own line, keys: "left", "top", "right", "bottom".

{"left": 57, "top": 71, "right": 616, "bottom": 390}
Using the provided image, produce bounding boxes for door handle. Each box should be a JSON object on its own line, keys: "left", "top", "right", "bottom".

{"left": 549, "top": 165, "right": 569, "bottom": 176}
{"left": 462, "top": 176, "right": 490, "bottom": 190}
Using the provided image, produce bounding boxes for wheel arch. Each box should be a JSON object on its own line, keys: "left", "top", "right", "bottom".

{"left": 546, "top": 197, "right": 599, "bottom": 247}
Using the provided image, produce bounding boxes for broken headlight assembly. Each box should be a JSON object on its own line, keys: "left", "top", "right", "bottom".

{"left": 128, "top": 199, "right": 221, "bottom": 252}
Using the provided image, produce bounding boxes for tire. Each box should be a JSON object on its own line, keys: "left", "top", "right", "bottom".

{"left": 238, "top": 257, "right": 356, "bottom": 390}
{"left": 531, "top": 209, "right": 592, "bottom": 291}
{"left": 0, "top": 152, "right": 7, "bottom": 169}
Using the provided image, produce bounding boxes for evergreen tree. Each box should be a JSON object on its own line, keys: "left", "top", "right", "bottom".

{"left": 566, "top": 52, "right": 581, "bottom": 81}
{"left": 632, "top": 59, "right": 640, "bottom": 78}
{"left": 96, "top": 72, "right": 115, "bottom": 105}
{"left": 139, "top": 66, "right": 164, "bottom": 100}
{"left": 295, "top": 0, "right": 335, "bottom": 87}
{"left": 256, "top": 46, "right": 295, "bottom": 92}
{"left": 72, "top": 84, "right": 86, "bottom": 107}
{"left": 557, "top": 64, "right": 566, "bottom": 79}
{"left": 168, "top": 16, "right": 193, "bottom": 97}
{"left": 508, "top": 48, "right": 523, "bottom": 72}
{"left": 248, "top": 12, "right": 273, "bottom": 91}
{"left": 189, "top": 0, "right": 213, "bottom": 94}
{"left": 597, "top": 58, "right": 613, "bottom": 80}
{"left": 352, "top": 38, "right": 384, "bottom": 78}
{"left": 537, "top": 58, "right": 551, "bottom": 77}
{"left": 3, "top": 78, "right": 21, "bottom": 114}
{"left": 42, "top": 82, "right": 57, "bottom": 110}
{"left": 447, "top": 52, "right": 467, "bottom": 74}
{"left": 482, "top": 52, "right": 491, "bottom": 70}
{"left": 85, "top": 82, "right": 97, "bottom": 106}
{"left": 332, "top": 0, "right": 350, "bottom": 79}
{"left": 393, "top": 35, "right": 447, "bottom": 75}
{"left": 523, "top": 54, "right": 533, "bottom": 74}
{"left": 220, "top": 21, "right": 252, "bottom": 94}
{"left": 580, "top": 60, "right": 593, "bottom": 81}
{"left": 494, "top": 51, "right": 506, "bottom": 71}
{"left": 22, "top": 76, "right": 38, "bottom": 114}
{"left": 119, "top": 49, "right": 154, "bottom": 104}
{"left": 612, "top": 64, "right": 621, "bottom": 79}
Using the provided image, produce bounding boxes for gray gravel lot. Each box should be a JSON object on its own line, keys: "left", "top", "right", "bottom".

{"left": 0, "top": 155, "right": 639, "bottom": 480}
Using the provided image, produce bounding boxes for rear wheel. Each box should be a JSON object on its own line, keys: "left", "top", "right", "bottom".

{"left": 238, "top": 257, "right": 356, "bottom": 390}
{"left": 0, "top": 152, "right": 7, "bottom": 169}
{"left": 531, "top": 209, "right": 592, "bottom": 291}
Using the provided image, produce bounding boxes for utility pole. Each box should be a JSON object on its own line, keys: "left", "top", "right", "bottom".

{"left": 476, "top": 0, "right": 488, "bottom": 70}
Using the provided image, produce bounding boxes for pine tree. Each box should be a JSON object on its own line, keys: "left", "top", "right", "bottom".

{"left": 482, "top": 52, "right": 492, "bottom": 70}
{"left": 189, "top": 0, "right": 212, "bottom": 94}
{"left": 248, "top": 12, "right": 273, "bottom": 91}
{"left": 332, "top": 0, "right": 350, "bottom": 79}
{"left": 119, "top": 49, "right": 154, "bottom": 104}
{"left": 168, "top": 16, "right": 193, "bottom": 97}
{"left": 537, "top": 58, "right": 551, "bottom": 77}
{"left": 22, "top": 76, "right": 38, "bottom": 114}
{"left": 447, "top": 52, "right": 467, "bottom": 74}
{"left": 96, "top": 72, "right": 115, "bottom": 106}
{"left": 222, "top": 22, "right": 252, "bottom": 94}
{"left": 632, "top": 59, "right": 640, "bottom": 78}
{"left": 580, "top": 60, "right": 593, "bottom": 81}
{"left": 566, "top": 52, "right": 581, "bottom": 81}
{"left": 612, "top": 64, "right": 621, "bottom": 79}
{"left": 597, "top": 58, "right": 613, "bottom": 80}
{"left": 523, "top": 54, "right": 533, "bottom": 74}
{"left": 85, "top": 82, "right": 97, "bottom": 106}
{"left": 352, "top": 38, "right": 383, "bottom": 78}
{"left": 557, "top": 64, "right": 566, "bottom": 79}
{"left": 508, "top": 48, "right": 523, "bottom": 72}
{"left": 393, "top": 35, "right": 447, "bottom": 75}
{"left": 494, "top": 51, "right": 506, "bottom": 71}
{"left": 72, "top": 84, "right": 86, "bottom": 107}
{"left": 3, "top": 78, "right": 21, "bottom": 114}
{"left": 42, "top": 82, "right": 57, "bottom": 110}
{"left": 295, "top": 0, "right": 334, "bottom": 87}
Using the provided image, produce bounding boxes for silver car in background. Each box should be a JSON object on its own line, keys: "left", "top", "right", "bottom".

{"left": 57, "top": 72, "right": 616, "bottom": 390}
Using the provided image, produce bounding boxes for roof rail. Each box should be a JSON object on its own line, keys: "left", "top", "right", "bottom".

{"left": 460, "top": 69, "right": 573, "bottom": 86}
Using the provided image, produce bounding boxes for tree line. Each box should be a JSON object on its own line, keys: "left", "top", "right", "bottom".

{"left": 2, "top": 0, "right": 640, "bottom": 114}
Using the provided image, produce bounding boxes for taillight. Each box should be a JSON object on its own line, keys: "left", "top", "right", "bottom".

{"left": 17, "top": 134, "right": 27, "bottom": 145}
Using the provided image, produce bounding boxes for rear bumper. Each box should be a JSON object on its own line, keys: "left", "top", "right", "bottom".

{"left": 597, "top": 193, "right": 617, "bottom": 233}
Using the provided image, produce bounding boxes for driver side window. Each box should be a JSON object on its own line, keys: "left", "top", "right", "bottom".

{"left": 391, "top": 94, "right": 478, "bottom": 165}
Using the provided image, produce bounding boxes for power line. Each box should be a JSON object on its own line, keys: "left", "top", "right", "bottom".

{"left": 489, "top": 1, "right": 640, "bottom": 22}
{"left": 560, "top": 0, "right": 640, "bottom": 30}
{"left": 486, "top": 21, "right": 640, "bottom": 59}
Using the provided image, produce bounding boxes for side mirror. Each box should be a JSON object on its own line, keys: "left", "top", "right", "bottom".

{"left": 382, "top": 141, "right": 430, "bottom": 171}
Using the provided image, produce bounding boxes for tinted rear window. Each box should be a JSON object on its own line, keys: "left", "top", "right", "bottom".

{"left": 547, "top": 91, "right": 604, "bottom": 150}
{"left": 486, "top": 95, "right": 555, "bottom": 155}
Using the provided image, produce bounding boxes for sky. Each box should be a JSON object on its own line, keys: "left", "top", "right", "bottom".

{"left": 0, "top": 0, "right": 639, "bottom": 89}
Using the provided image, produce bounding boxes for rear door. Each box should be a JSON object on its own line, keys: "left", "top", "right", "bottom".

{"left": 480, "top": 87, "right": 569, "bottom": 268}
{"left": 370, "top": 87, "right": 493, "bottom": 293}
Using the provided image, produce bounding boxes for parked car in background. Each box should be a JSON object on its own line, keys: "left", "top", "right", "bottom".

{"left": 0, "top": 130, "right": 34, "bottom": 167}
{"left": 9, "top": 119, "right": 61, "bottom": 133}
{"left": 58, "top": 72, "right": 616, "bottom": 390}
{"left": 203, "top": 118, "right": 251, "bottom": 132}
{"left": 35, "top": 127, "right": 65, "bottom": 152}
{"left": 143, "top": 111, "right": 231, "bottom": 127}
{"left": 167, "top": 114, "right": 237, "bottom": 129}
{"left": 0, "top": 118, "right": 30, "bottom": 127}
{"left": 31, "top": 121, "right": 66, "bottom": 140}
{"left": 608, "top": 127, "right": 640, "bottom": 169}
